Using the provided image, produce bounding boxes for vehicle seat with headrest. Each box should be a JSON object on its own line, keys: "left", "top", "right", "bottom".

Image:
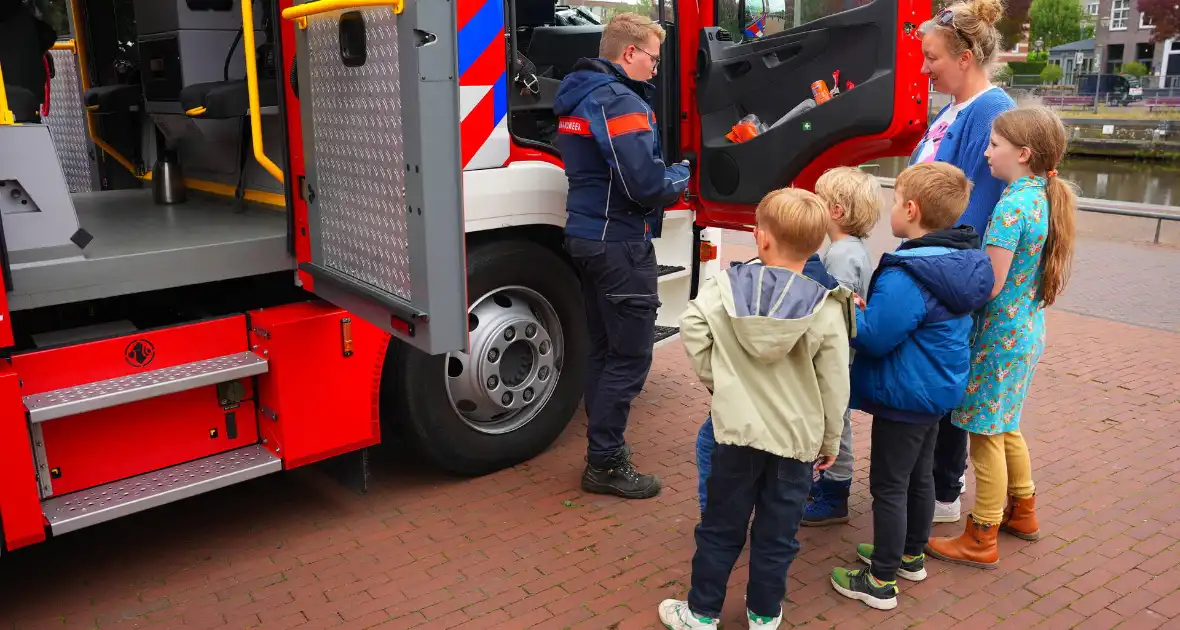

{"left": 3, "top": 84, "right": 40, "bottom": 123}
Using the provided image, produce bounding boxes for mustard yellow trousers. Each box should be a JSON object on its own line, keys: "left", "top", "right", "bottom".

{"left": 969, "top": 430, "right": 1035, "bottom": 525}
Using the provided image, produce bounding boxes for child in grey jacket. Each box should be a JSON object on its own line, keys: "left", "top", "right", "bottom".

{"left": 803, "top": 166, "right": 881, "bottom": 527}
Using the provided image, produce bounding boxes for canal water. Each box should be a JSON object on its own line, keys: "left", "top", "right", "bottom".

{"left": 865, "top": 156, "right": 1180, "bottom": 207}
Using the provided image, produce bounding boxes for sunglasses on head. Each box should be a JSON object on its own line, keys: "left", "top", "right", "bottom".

{"left": 916, "top": 6, "right": 964, "bottom": 41}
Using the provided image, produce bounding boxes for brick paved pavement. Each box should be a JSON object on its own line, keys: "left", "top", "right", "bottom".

{"left": 2, "top": 235, "right": 1179, "bottom": 629}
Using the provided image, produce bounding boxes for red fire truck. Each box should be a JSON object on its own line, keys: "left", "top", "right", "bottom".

{"left": 0, "top": 0, "right": 926, "bottom": 554}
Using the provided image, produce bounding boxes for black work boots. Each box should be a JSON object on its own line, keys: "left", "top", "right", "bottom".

{"left": 581, "top": 445, "right": 661, "bottom": 499}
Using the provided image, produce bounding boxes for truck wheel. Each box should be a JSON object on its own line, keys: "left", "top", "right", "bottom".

{"left": 388, "top": 239, "right": 587, "bottom": 475}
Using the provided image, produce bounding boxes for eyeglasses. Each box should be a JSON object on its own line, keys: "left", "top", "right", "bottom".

{"left": 633, "top": 46, "right": 661, "bottom": 69}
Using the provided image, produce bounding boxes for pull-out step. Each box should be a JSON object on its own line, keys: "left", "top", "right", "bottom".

{"left": 654, "top": 325, "right": 680, "bottom": 346}
{"left": 43, "top": 445, "right": 281, "bottom": 534}
{"left": 23, "top": 352, "right": 269, "bottom": 423}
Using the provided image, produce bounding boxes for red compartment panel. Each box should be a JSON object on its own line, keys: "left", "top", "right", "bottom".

{"left": 249, "top": 302, "right": 388, "bottom": 468}
{"left": 12, "top": 316, "right": 249, "bottom": 395}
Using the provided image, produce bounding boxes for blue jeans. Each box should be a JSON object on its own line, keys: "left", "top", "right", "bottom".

{"left": 688, "top": 443, "right": 812, "bottom": 619}
{"left": 696, "top": 416, "right": 716, "bottom": 514}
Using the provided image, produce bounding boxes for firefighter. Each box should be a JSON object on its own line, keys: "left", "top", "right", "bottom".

{"left": 553, "top": 12, "right": 690, "bottom": 500}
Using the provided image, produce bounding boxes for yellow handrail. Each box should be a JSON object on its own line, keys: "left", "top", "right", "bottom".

{"left": 0, "top": 64, "right": 14, "bottom": 125}
{"left": 281, "top": 0, "right": 404, "bottom": 29}
{"left": 241, "top": 0, "right": 285, "bottom": 184}
{"left": 67, "top": 0, "right": 149, "bottom": 179}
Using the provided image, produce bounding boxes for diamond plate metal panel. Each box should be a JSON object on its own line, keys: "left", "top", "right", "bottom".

{"left": 24, "top": 352, "right": 269, "bottom": 422}
{"left": 43, "top": 444, "right": 281, "bottom": 531}
{"left": 46, "top": 49, "right": 94, "bottom": 193}
{"left": 306, "top": 8, "right": 411, "bottom": 300}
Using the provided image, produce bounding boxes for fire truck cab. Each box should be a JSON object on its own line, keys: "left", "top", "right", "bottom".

{"left": 0, "top": 0, "right": 926, "bottom": 554}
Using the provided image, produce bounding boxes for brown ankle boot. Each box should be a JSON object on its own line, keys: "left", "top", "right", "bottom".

{"left": 1001, "top": 495, "right": 1041, "bottom": 541}
{"left": 925, "top": 516, "right": 999, "bottom": 569}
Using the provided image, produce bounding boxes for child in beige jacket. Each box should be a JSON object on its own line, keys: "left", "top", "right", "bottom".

{"left": 658, "top": 188, "right": 853, "bottom": 630}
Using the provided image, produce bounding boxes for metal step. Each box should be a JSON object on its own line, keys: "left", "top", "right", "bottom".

{"left": 653, "top": 325, "right": 680, "bottom": 345}
{"left": 657, "top": 264, "right": 686, "bottom": 277}
{"left": 43, "top": 444, "right": 281, "bottom": 534}
{"left": 24, "top": 351, "right": 268, "bottom": 423}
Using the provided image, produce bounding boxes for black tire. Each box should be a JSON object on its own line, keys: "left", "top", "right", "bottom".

{"left": 384, "top": 239, "right": 588, "bottom": 476}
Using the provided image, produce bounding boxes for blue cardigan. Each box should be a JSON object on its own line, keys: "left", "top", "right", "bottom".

{"left": 911, "top": 88, "right": 1016, "bottom": 235}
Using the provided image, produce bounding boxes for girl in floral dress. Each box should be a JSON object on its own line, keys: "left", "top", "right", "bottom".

{"left": 925, "top": 106, "right": 1077, "bottom": 568}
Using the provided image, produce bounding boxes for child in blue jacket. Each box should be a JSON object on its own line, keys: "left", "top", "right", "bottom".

{"left": 829, "top": 162, "right": 994, "bottom": 611}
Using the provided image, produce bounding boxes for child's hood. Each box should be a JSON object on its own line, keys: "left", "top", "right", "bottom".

{"left": 717, "top": 263, "right": 851, "bottom": 364}
{"left": 879, "top": 226, "right": 994, "bottom": 315}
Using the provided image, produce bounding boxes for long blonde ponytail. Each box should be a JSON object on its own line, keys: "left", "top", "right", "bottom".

{"left": 1040, "top": 176, "right": 1077, "bottom": 307}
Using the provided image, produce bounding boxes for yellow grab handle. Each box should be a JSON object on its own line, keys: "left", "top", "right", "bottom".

{"left": 0, "top": 64, "right": 14, "bottom": 125}
{"left": 51, "top": 40, "right": 76, "bottom": 52}
{"left": 282, "top": 0, "right": 404, "bottom": 29}
{"left": 67, "top": 0, "right": 149, "bottom": 178}
{"left": 241, "top": 0, "right": 285, "bottom": 184}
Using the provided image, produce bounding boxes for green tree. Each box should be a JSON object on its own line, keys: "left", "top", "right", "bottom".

{"left": 1028, "top": 0, "right": 1086, "bottom": 49}
{"left": 993, "top": 64, "right": 1013, "bottom": 86}
{"left": 1122, "top": 60, "right": 1150, "bottom": 77}
{"left": 1040, "top": 63, "right": 1064, "bottom": 83}
{"left": 604, "top": 0, "right": 656, "bottom": 20}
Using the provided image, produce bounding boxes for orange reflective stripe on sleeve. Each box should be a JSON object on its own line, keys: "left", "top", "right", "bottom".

{"left": 606, "top": 112, "right": 651, "bottom": 137}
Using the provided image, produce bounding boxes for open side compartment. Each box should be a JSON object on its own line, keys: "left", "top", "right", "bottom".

{"left": 288, "top": 0, "right": 468, "bottom": 356}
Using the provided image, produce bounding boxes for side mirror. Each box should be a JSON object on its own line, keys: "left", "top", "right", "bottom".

{"left": 738, "top": 0, "right": 771, "bottom": 41}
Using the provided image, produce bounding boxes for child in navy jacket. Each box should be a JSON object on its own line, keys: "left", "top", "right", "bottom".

{"left": 829, "top": 162, "right": 994, "bottom": 611}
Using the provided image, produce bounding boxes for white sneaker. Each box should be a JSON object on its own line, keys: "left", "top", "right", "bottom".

{"left": 657, "top": 600, "right": 718, "bottom": 630}
{"left": 960, "top": 472, "right": 967, "bottom": 495}
{"left": 934, "top": 497, "right": 961, "bottom": 523}
{"left": 747, "top": 608, "right": 783, "bottom": 629}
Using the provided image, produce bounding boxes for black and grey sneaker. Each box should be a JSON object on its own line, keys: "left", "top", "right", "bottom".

{"left": 855, "top": 543, "right": 927, "bottom": 581}
{"left": 830, "top": 567, "right": 898, "bottom": 610}
{"left": 581, "top": 447, "right": 661, "bottom": 499}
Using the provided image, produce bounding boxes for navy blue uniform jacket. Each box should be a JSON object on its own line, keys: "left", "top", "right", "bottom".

{"left": 553, "top": 58, "right": 690, "bottom": 242}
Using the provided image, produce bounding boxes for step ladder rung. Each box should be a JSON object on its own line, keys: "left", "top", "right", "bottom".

{"left": 24, "top": 351, "right": 269, "bottom": 423}
{"left": 653, "top": 325, "right": 680, "bottom": 346}
{"left": 43, "top": 444, "right": 281, "bottom": 534}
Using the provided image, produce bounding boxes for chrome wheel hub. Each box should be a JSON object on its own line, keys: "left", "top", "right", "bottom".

{"left": 445, "top": 286, "right": 563, "bottom": 434}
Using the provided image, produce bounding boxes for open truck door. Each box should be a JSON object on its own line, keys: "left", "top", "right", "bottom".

{"left": 284, "top": 1, "right": 468, "bottom": 355}
{"left": 681, "top": 0, "right": 930, "bottom": 229}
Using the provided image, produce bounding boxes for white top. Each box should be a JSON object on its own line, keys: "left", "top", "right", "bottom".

{"left": 913, "top": 85, "right": 1001, "bottom": 164}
